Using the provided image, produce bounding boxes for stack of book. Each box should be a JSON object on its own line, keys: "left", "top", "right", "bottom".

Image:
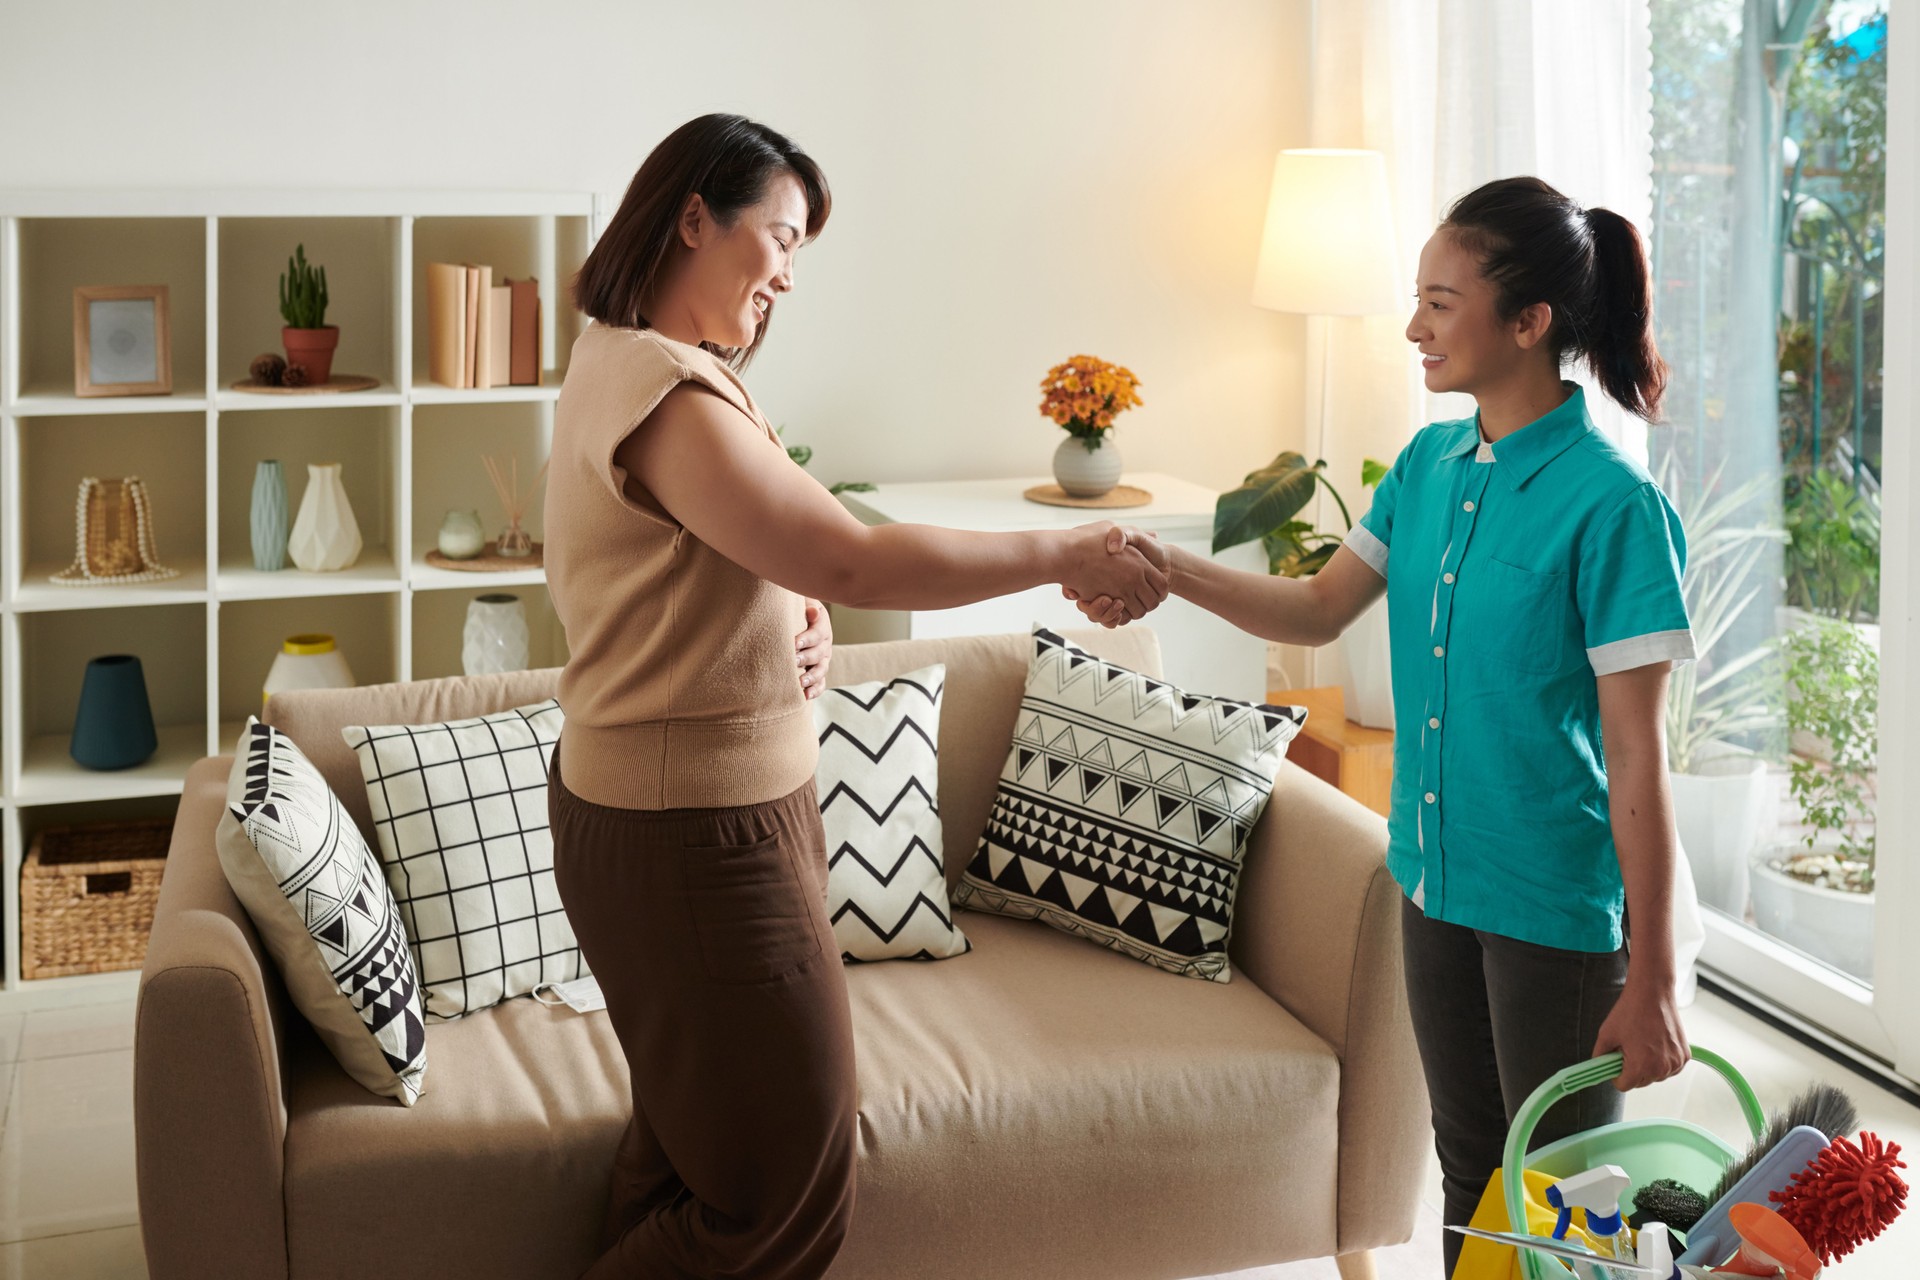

{"left": 425, "top": 263, "right": 542, "bottom": 388}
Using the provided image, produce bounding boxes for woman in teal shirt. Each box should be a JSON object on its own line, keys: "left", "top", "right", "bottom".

{"left": 1077, "top": 177, "right": 1693, "bottom": 1273}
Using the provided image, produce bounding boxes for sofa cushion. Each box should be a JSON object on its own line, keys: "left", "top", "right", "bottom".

{"left": 815, "top": 664, "right": 969, "bottom": 962}
{"left": 954, "top": 628, "right": 1306, "bottom": 982}
{"left": 279, "top": 914, "right": 1338, "bottom": 1280}
{"left": 341, "top": 698, "right": 585, "bottom": 1020}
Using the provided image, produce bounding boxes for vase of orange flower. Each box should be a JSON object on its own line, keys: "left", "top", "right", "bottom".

{"left": 1040, "top": 355, "right": 1142, "bottom": 498}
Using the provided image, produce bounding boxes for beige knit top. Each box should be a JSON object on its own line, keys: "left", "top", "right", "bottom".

{"left": 545, "top": 322, "right": 815, "bottom": 811}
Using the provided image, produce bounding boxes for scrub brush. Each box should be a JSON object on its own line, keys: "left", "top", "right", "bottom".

{"left": 1707, "top": 1082, "right": 1860, "bottom": 1205}
{"left": 1770, "top": 1130, "right": 1908, "bottom": 1263}
{"left": 1630, "top": 1178, "right": 1708, "bottom": 1233}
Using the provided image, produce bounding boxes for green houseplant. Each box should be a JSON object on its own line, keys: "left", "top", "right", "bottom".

{"left": 279, "top": 243, "right": 337, "bottom": 384}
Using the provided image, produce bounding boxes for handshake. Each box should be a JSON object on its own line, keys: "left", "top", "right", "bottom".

{"left": 1059, "top": 522, "right": 1169, "bottom": 629}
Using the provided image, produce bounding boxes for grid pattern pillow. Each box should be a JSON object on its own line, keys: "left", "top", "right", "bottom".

{"left": 952, "top": 628, "right": 1306, "bottom": 982}
{"left": 341, "top": 699, "right": 584, "bottom": 1020}
{"left": 815, "top": 665, "right": 970, "bottom": 962}
{"left": 216, "top": 719, "right": 428, "bottom": 1105}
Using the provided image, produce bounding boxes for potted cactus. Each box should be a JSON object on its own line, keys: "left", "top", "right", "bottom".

{"left": 280, "top": 244, "right": 336, "bottom": 384}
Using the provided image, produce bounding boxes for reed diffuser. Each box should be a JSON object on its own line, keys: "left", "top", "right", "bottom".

{"left": 482, "top": 453, "right": 547, "bottom": 558}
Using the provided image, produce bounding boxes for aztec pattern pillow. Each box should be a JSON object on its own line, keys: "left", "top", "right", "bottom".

{"left": 216, "top": 719, "right": 428, "bottom": 1105}
{"left": 952, "top": 628, "right": 1306, "bottom": 982}
{"left": 341, "top": 699, "right": 584, "bottom": 1020}
{"left": 814, "top": 664, "right": 970, "bottom": 962}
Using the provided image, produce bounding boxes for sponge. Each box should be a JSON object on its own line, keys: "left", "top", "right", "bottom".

{"left": 1630, "top": 1178, "right": 1708, "bottom": 1233}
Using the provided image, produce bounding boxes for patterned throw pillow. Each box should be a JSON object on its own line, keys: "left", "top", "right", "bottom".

{"left": 953, "top": 628, "right": 1306, "bottom": 982}
{"left": 340, "top": 699, "right": 584, "bottom": 1020}
{"left": 815, "top": 665, "right": 970, "bottom": 962}
{"left": 216, "top": 719, "right": 429, "bottom": 1105}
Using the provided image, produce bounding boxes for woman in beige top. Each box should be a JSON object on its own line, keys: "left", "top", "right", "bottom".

{"left": 544, "top": 113, "right": 1165, "bottom": 1280}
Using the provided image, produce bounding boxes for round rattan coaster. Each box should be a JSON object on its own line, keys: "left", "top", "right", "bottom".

{"left": 230, "top": 373, "right": 381, "bottom": 394}
{"left": 1022, "top": 483, "right": 1153, "bottom": 510}
{"left": 424, "top": 541, "right": 545, "bottom": 572}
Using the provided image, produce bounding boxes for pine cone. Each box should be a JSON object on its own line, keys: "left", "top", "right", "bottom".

{"left": 250, "top": 352, "right": 286, "bottom": 385}
{"left": 281, "top": 363, "right": 310, "bottom": 388}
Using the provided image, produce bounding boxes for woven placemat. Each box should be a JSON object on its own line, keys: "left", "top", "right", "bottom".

{"left": 1022, "top": 483, "right": 1153, "bottom": 510}
{"left": 229, "top": 373, "right": 381, "bottom": 395}
{"left": 424, "top": 541, "right": 545, "bottom": 572}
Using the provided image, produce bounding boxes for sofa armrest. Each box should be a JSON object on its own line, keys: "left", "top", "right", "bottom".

{"left": 1229, "top": 761, "right": 1430, "bottom": 1252}
{"left": 136, "top": 755, "right": 291, "bottom": 1280}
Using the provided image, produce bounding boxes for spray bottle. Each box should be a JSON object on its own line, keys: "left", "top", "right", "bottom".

{"left": 1547, "top": 1166, "right": 1636, "bottom": 1260}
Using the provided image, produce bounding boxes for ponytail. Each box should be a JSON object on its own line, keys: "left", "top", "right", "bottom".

{"left": 1440, "top": 177, "right": 1669, "bottom": 423}
{"left": 1581, "top": 206, "right": 1668, "bottom": 422}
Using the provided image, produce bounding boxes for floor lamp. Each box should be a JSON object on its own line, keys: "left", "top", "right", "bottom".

{"left": 1250, "top": 147, "right": 1402, "bottom": 691}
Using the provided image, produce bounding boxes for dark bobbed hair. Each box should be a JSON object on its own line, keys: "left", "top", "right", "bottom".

{"left": 572, "top": 113, "right": 830, "bottom": 371}
{"left": 1441, "top": 176, "right": 1668, "bottom": 422}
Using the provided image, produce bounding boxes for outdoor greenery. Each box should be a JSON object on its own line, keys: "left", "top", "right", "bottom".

{"left": 1778, "top": 616, "right": 1878, "bottom": 891}
{"left": 1211, "top": 455, "right": 1386, "bottom": 578}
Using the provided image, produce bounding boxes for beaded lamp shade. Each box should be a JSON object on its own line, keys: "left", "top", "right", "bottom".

{"left": 51, "top": 477, "right": 180, "bottom": 586}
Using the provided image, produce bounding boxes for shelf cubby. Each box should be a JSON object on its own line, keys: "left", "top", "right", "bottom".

{"left": 409, "top": 581, "right": 567, "bottom": 684}
{"left": 217, "top": 591, "right": 400, "bottom": 738}
{"left": 409, "top": 399, "right": 549, "bottom": 578}
{"left": 216, "top": 217, "right": 400, "bottom": 396}
{"left": 11, "top": 411, "right": 208, "bottom": 607}
{"left": 410, "top": 215, "right": 592, "bottom": 393}
{"left": 9, "top": 217, "right": 209, "bottom": 408}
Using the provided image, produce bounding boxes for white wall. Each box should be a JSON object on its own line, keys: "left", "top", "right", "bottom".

{"left": 0, "top": 0, "right": 1311, "bottom": 492}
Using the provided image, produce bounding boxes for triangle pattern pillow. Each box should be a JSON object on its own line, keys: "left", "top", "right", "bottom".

{"left": 814, "top": 664, "right": 970, "bottom": 962}
{"left": 340, "top": 698, "right": 584, "bottom": 1020}
{"left": 216, "top": 719, "right": 428, "bottom": 1105}
{"left": 952, "top": 627, "right": 1306, "bottom": 982}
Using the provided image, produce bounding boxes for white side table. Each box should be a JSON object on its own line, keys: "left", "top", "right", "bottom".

{"left": 832, "top": 472, "right": 1270, "bottom": 701}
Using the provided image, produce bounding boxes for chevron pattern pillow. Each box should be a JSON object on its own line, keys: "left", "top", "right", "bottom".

{"left": 814, "top": 664, "right": 970, "bottom": 962}
{"left": 953, "top": 628, "right": 1306, "bottom": 982}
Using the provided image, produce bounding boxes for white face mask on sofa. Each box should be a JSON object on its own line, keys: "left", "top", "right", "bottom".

{"left": 531, "top": 975, "right": 605, "bottom": 1014}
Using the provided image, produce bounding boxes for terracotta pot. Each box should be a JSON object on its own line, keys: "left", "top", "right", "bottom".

{"left": 282, "top": 325, "right": 339, "bottom": 384}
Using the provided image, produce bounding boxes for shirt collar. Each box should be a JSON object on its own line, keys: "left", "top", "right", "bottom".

{"left": 1439, "top": 383, "right": 1594, "bottom": 488}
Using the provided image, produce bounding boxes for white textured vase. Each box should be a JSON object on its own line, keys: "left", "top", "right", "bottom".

{"left": 463, "top": 593, "right": 529, "bottom": 676}
{"left": 1052, "top": 436, "right": 1122, "bottom": 498}
{"left": 288, "top": 462, "right": 363, "bottom": 572}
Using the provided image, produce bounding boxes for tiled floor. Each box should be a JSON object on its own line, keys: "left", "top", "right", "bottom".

{"left": 1, "top": 991, "right": 1916, "bottom": 1278}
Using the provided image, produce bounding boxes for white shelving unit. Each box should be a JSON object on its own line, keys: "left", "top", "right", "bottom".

{"left": 0, "top": 189, "right": 600, "bottom": 1007}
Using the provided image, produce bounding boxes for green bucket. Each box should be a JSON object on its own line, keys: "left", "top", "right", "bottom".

{"left": 1503, "top": 1047, "right": 1767, "bottom": 1279}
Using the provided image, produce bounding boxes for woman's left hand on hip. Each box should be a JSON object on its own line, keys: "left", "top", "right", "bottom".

{"left": 797, "top": 599, "right": 833, "bottom": 699}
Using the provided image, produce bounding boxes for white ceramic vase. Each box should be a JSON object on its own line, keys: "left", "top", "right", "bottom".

{"left": 463, "top": 593, "right": 529, "bottom": 676}
{"left": 1669, "top": 752, "right": 1767, "bottom": 916}
{"left": 262, "top": 634, "right": 355, "bottom": 712}
{"left": 289, "top": 462, "right": 363, "bottom": 572}
{"left": 1052, "top": 436, "right": 1122, "bottom": 498}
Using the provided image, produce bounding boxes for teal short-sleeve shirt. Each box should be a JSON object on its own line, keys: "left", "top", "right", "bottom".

{"left": 1343, "top": 384, "right": 1694, "bottom": 952}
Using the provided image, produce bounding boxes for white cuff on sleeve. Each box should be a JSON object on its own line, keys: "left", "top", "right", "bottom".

{"left": 1587, "top": 628, "right": 1697, "bottom": 677}
{"left": 1345, "top": 525, "right": 1389, "bottom": 578}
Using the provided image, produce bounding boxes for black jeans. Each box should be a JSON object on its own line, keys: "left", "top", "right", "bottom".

{"left": 1400, "top": 896, "right": 1628, "bottom": 1277}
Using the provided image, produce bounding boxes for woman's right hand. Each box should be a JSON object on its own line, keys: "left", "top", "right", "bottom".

{"left": 1060, "top": 523, "right": 1168, "bottom": 623}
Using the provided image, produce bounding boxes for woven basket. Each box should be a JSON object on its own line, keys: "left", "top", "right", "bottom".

{"left": 20, "top": 817, "right": 171, "bottom": 980}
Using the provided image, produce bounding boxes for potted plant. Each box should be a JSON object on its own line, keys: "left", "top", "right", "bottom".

{"left": 280, "top": 243, "right": 336, "bottom": 384}
{"left": 1039, "top": 355, "right": 1142, "bottom": 498}
{"left": 1211, "top": 452, "right": 1391, "bottom": 725}
{"left": 1749, "top": 614, "right": 1876, "bottom": 981}
{"left": 1658, "top": 460, "right": 1783, "bottom": 916}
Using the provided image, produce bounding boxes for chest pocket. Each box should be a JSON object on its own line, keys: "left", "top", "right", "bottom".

{"left": 1452, "top": 555, "right": 1574, "bottom": 675}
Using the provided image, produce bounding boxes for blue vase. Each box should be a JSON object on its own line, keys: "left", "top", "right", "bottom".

{"left": 70, "top": 654, "right": 159, "bottom": 771}
{"left": 251, "top": 459, "right": 289, "bottom": 572}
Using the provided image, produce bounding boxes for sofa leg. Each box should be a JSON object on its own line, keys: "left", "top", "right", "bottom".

{"left": 1334, "top": 1251, "right": 1379, "bottom": 1280}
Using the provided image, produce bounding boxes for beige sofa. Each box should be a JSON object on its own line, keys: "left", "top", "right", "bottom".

{"left": 135, "top": 628, "right": 1429, "bottom": 1280}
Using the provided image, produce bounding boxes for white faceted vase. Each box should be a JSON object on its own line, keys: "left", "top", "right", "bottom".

{"left": 1052, "top": 435, "right": 1122, "bottom": 498}
{"left": 463, "top": 593, "right": 529, "bottom": 675}
{"left": 288, "top": 462, "right": 363, "bottom": 572}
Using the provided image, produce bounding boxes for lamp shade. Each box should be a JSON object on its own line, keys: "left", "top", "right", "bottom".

{"left": 1251, "top": 148, "right": 1402, "bottom": 316}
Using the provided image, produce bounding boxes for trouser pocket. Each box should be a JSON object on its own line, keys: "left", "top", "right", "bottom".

{"left": 680, "top": 834, "right": 823, "bottom": 985}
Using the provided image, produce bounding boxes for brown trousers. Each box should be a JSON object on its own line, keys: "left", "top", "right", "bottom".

{"left": 549, "top": 742, "right": 858, "bottom": 1280}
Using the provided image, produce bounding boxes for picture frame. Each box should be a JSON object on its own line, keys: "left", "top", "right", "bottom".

{"left": 73, "top": 284, "right": 172, "bottom": 397}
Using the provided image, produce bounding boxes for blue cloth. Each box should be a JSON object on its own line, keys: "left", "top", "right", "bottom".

{"left": 1344, "top": 384, "right": 1694, "bottom": 951}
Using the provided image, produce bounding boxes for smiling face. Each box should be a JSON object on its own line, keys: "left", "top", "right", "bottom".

{"left": 676, "top": 170, "right": 807, "bottom": 348}
{"left": 1405, "top": 229, "right": 1550, "bottom": 398}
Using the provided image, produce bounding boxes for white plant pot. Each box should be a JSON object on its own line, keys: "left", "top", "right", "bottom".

{"left": 1052, "top": 436, "right": 1122, "bottom": 498}
{"left": 262, "top": 634, "right": 355, "bottom": 712}
{"left": 288, "top": 462, "right": 363, "bottom": 572}
{"left": 1339, "top": 596, "right": 1394, "bottom": 730}
{"left": 1668, "top": 753, "right": 1766, "bottom": 916}
{"left": 1749, "top": 850, "right": 1874, "bottom": 982}
{"left": 463, "top": 593, "right": 529, "bottom": 676}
